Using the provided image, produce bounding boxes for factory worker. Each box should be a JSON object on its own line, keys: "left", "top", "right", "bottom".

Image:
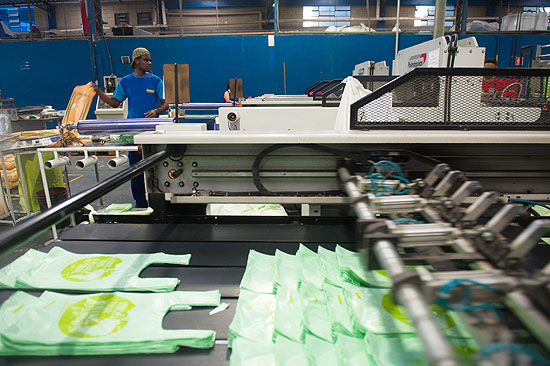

{"left": 224, "top": 81, "right": 233, "bottom": 103}
{"left": 93, "top": 47, "right": 168, "bottom": 208}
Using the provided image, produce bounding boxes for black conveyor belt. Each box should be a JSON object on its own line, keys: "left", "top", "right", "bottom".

{"left": 0, "top": 222, "right": 354, "bottom": 366}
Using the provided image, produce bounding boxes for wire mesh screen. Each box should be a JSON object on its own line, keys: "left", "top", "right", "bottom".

{"left": 350, "top": 68, "right": 550, "bottom": 130}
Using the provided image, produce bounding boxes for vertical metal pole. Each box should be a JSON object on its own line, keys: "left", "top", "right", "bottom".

{"left": 179, "top": 0, "right": 183, "bottom": 35}
{"left": 283, "top": 62, "right": 287, "bottom": 95}
{"left": 366, "top": 0, "right": 371, "bottom": 31}
{"left": 394, "top": 0, "right": 400, "bottom": 58}
{"left": 63, "top": 165, "right": 76, "bottom": 228}
{"left": 37, "top": 151, "right": 57, "bottom": 239}
{"left": 15, "top": 154, "right": 30, "bottom": 216}
{"left": 94, "top": 163, "right": 104, "bottom": 208}
{"left": 215, "top": 0, "right": 219, "bottom": 30}
{"left": 26, "top": 0, "right": 33, "bottom": 41}
{"left": 0, "top": 151, "right": 15, "bottom": 225}
{"left": 274, "top": 0, "right": 279, "bottom": 35}
{"left": 433, "top": 0, "right": 446, "bottom": 39}
{"left": 0, "top": 151, "right": 16, "bottom": 224}
{"left": 174, "top": 64, "right": 179, "bottom": 122}
{"left": 62, "top": 0, "right": 68, "bottom": 36}
{"left": 459, "top": 0, "right": 468, "bottom": 35}
{"left": 495, "top": 0, "right": 502, "bottom": 64}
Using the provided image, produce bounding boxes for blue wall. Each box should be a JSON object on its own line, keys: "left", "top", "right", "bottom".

{"left": 0, "top": 33, "right": 548, "bottom": 110}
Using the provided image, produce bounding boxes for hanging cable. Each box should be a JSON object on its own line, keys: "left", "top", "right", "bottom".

{"left": 508, "top": 198, "right": 550, "bottom": 211}
{"left": 252, "top": 144, "right": 369, "bottom": 196}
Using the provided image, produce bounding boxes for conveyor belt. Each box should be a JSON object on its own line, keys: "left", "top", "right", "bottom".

{"left": 0, "top": 222, "right": 354, "bottom": 365}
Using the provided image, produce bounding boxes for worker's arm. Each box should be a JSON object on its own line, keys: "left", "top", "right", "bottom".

{"left": 224, "top": 91, "right": 232, "bottom": 103}
{"left": 92, "top": 84, "right": 121, "bottom": 108}
{"left": 144, "top": 99, "right": 169, "bottom": 118}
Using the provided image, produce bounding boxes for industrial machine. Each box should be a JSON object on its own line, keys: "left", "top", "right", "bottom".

{"left": 0, "top": 62, "right": 548, "bottom": 366}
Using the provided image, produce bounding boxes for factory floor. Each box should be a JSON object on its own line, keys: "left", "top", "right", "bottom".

{"left": 0, "top": 154, "right": 134, "bottom": 263}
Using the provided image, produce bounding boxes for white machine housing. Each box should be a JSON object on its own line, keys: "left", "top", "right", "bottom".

{"left": 218, "top": 106, "right": 338, "bottom": 131}
{"left": 392, "top": 36, "right": 485, "bottom": 75}
{"left": 95, "top": 92, "right": 128, "bottom": 120}
{"left": 353, "top": 60, "right": 390, "bottom": 76}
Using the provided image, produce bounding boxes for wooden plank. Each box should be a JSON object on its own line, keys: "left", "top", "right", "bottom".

{"left": 163, "top": 64, "right": 190, "bottom": 104}
{"left": 228, "top": 78, "right": 243, "bottom": 99}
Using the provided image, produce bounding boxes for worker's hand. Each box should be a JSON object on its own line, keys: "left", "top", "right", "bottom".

{"left": 144, "top": 109, "right": 157, "bottom": 118}
{"left": 91, "top": 83, "right": 101, "bottom": 95}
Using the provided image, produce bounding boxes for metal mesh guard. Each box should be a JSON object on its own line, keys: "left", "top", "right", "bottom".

{"left": 351, "top": 68, "right": 550, "bottom": 130}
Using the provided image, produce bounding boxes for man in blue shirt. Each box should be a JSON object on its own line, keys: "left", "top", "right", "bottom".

{"left": 94, "top": 47, "right": 168, "bottom": 207}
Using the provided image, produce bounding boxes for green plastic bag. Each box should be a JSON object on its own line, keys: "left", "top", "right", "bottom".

{"left": 0, "top": 292, "right": 179, "bottom": 355}
{"left": 336, "top": 246, "right": 392, "bottom": 288}
{"left": 300, "top": 282, "right": 332, "bottom": 342}
{"left": 0, "top": 249, "right": 47, "bottom": 288}
{"left": 240, "top": 250, "right": 276, "bottom": 294}
{"left": 15, "top": 246, "right": 191, "bottom": 292}
{"left": 318, "top": 247, "right": 343, "bottom": 287}
{"left": 103, "top": 203, "right": 133, "bottom": 214}
{"left": 297, "top": 244, "right": 325, "bottom": 289}
{"left": 273, "top": 250, "right": 299, "bottom": 291}
{"left": 304, "top": 333, "right": 337, "bottom": 366}
{"left": 365, "top": 332, "right": 479, "bottom": 366}
{"left": 1, "top": 290, "right": 220, "bottom": 355}
{"left": 229, "top": 289, "right": 276, "bottom": 346}
{"left": 344, "top": 287, "right": 470, "bottom": 337}
{"left": 230, "top": 338, "right": 275, "bottom": 366}
{"left": 323, "top": 282, "right": 355, "bottom": 337}
{"left": 335, "top": 333, "right": 370, "bottom": 366}
{"left": 274, "top": 335, "right": 308, "bottom": 365}
{"left": 274, "top": 286, "right": 303, "bottom": 342}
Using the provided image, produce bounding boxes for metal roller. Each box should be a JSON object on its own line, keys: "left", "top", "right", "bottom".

{"left": 77, "top": 118, "right": 174, "bottom": 134}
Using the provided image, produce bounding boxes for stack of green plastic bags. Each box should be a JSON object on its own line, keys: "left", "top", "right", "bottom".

{"left": 229, "top": 244, "right": 479, "bottom": 366}
{"left": 0, "top": 247, "right": 221, "bottom": 355}
{"left": 0, "top": 246, "right": 191, "bottom": 292}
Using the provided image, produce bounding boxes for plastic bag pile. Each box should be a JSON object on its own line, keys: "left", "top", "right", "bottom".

{"left": 0, "top": 247, "right": 221, "bottom": 355}
{"left": 229, "top": 245, "right": 478, "bottom": 366}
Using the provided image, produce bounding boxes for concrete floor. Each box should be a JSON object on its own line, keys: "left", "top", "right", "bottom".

{"left": 0, "top": 153, "right": 136, "bottom": 262}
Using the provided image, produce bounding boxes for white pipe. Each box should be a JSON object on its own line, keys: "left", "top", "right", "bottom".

{"left": 108, "top": 154, "right": 129, "bottom": 169}
{"left": 394, "top": 0, "right": 400, "bottom": 59}
{"left": 75, "top": 155, "right": 99, "bottom": 170}
{"left": 37, "top": 151, "right": 57, "bottom": 239}
{"left": 45, "top": 156, "right": 70, "bottom": 170}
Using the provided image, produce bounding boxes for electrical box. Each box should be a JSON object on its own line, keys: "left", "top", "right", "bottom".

{"left": 95, "top": 93, "right": 128, "bottom": 120}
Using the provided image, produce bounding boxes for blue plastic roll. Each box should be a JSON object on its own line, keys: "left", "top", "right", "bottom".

{"left": 77, "top": 118, "right": 174, "bottom": 134}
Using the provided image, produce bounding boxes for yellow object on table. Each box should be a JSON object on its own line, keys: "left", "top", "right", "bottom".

{"left": 18, "top": 152, "right": 64, "bottom": 212}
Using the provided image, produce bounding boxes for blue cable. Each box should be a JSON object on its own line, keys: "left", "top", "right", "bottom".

{"left": 480, "top": 343, "right": 548, "bottom": 366}
{"left": 438, "top": 279, "right": 499, "bottom": 312}
{"left": 369, "top": 160, "right": 403, "bottom": 177}
{"left": 508, "top": 199, "right": 550, "bottom": 211}
{"left": 394, "top": 218, "right": 425, "bottom": 225}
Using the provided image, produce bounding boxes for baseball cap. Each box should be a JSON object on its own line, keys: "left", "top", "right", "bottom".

{"left": 130, "top": 47, "right": 150, "bottom": 68}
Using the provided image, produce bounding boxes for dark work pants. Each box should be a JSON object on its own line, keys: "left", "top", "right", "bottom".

{"left": 128, "top": 150, "right": 147, "bottom": 208}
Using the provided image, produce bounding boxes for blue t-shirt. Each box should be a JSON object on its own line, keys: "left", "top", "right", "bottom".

{"left": 113, "top": 72, "right": 164, "bottom": 119}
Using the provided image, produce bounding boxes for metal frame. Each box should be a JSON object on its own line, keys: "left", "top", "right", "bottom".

{"left": 350, "top": 67, "right": 550, "bottom": 130}
{"left": 36, "top": 145, "right": 138, "bottom": 239}
{"left": 339, "top": 163, "right": 550, "bottom": 365}
{"left": 0, "top": 148, "right": 168, "bottom": 257}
